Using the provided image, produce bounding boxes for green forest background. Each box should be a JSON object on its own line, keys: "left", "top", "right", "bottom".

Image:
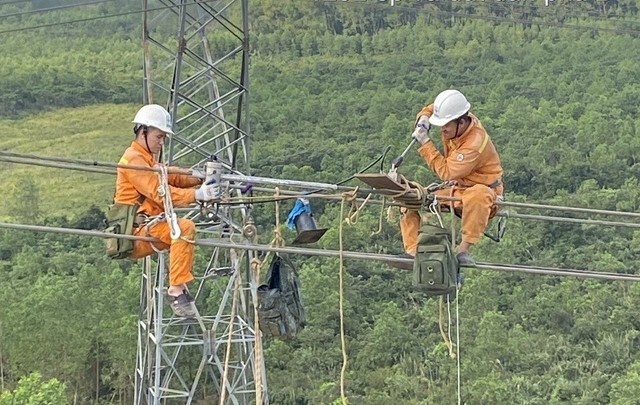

{"left": 2, "top": 0, "right": 640, "bottom": 403}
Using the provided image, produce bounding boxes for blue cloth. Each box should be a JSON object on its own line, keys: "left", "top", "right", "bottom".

{"left": 287, "top": 198, "right": 311, "bottom": 229}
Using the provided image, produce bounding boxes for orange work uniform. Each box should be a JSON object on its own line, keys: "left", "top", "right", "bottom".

{"left": 115, "top": 142, "right": 202, "bottom": 286}
{"left": 400, "top": 104, "right": 504, "bottom": 254}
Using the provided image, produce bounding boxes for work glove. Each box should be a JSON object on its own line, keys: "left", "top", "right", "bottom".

{"left": 195, "top": 182, "right": 220, "bottom": 202}
{"left": 190, "top": 168, "right": 205, "bottom": 180}
{"left": 411, "top": 115, "right": 431, "bottom": 145}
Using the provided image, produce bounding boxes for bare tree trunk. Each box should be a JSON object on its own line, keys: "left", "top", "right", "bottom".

{"left": 96, "top": 340, "right": 100, "bottom": 401}
{"left": 0, "top": 350, "right": 4, "bottom": 391}
{"left": 0, "top": 322, "right": 4, "bottom": 391}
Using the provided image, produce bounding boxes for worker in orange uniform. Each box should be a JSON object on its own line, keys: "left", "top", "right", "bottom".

{"left": 115, "top": 104, "right": 220, "bottom": 317}
{"left": 400, "top": 89, "right": 504, "bottom": 267}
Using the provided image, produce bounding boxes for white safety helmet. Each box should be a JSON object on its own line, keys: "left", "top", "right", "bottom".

{"left": 428, "top": 89, "right": 471, "bottom": 127}
{"left": 132, "top": 104, "right": 174, "bottom": 135}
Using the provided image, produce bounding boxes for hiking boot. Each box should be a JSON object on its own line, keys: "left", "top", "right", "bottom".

{"left": 389, "top": 252, "right": 415, "bottom": 271}
{"left": 168, "top": 292, "right": 197, "bottom": 318}
{"left": 456, "top": 252, "right": 476, "bottom": 267}
{"left": 183, "top": 289, "right": 195, "bottom": 302}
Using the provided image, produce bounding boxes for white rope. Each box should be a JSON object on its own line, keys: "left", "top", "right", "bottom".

{"left": 429, "top": 195, "right": 444, "bottom": 228}
{"left": 142, "top": 214, "right": 166, "bottom": 253}
{"left": 158, "top": 165, "right": 181, "bottom": 240}
{"left": 455, "top": 288, "right": 461, "bottom": 405}
{"left": 446, "top": 296, "right": 453, "bottom": 355}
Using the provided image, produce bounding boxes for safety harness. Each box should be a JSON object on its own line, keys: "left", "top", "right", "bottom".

{"left": 105, "top": 163, "right": 189, "bottom": 258}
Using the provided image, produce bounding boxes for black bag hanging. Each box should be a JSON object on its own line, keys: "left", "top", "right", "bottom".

{"left": 257, "top": 254, "right": 307, "bottom": 339}
{"left": 413, "top": 223, "right": 459, "bottom": 297}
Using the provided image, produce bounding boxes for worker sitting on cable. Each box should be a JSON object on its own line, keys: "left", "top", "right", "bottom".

{"left": 115, "top": 104, "right": 219, "bottom": 317}
{"left": 400, "top": 89, "right": 504, "bottom": 267}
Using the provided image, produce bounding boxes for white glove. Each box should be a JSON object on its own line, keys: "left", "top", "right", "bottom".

{"left": 416, "top": 115, "right": 430, "bottom": 131}
{"left": 190, "top": 168, "right": 205, "bottom": 180}
{"left": 411, "top": 115, "right": 431, "bottom": 145}
{"left": 195, "top": 182, "right": 220, "bottom": 202}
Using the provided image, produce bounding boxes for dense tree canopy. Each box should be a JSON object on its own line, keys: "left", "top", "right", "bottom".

{"left": 1, "top": 0, "right": 640, "bottom": 403}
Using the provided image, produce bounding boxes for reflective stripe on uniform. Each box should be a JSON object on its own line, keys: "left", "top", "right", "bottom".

{"left": 449, "top": 133, "right": 489, "bottom": 154}
{"left": 478, "top": 133, "right": 490, "bottom": 154}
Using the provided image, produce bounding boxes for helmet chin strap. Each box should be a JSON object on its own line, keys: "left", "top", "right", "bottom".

{"left": 451, "top": 119, "right": 461, "bottom": 139}
{"left": 137, "top": 125, "right": 152, "bottom": 154}
{"left": 452, "top": 117, "right": 467, "bottom": 139}
{"left": 144, "top": 133, "right": 152, "bottom": 154}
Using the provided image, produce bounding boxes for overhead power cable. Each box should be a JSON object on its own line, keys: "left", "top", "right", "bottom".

{"left": 0, "top": 221, "right": 159, "bottom": 243}
{"left": 0, "top": 151, "right": 209, "bottom": 177}
{"left": 506, "top": 213, "right": 640, "bottom": 229}
{"left": 2, "top": 150, "right": 640, "bottom": 228}
{"left": 0, "top": 220, "right": 637, "bottom": 283}
{"left": 0, "top": 0, "right": 33, "bottom": 5}
{"left": 3, "top": 0, "right": 640, "bottom": 36}
{"left": 0, "top": 0, "right": 114, "bottom": 19}
{"left": 0, "top": 8, "right": 140, "bottom": 34}
{"left": 476, "top": 262, "right": 640, "bottom": 282}
{"left": 501, "top": 201, "right": 640, "bottom": 219}
{"left": 3, "top": 150, "right": 640, "bottom": 231}
{"left": 0, "top": 0, "right": 217, "bottom": 35}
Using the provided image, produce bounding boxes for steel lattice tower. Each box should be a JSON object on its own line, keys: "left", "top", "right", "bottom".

{"left": 134, "top": 1, "right": 265, "bottom": 404}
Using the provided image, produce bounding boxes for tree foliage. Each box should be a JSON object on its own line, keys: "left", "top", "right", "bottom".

{"left": 1, "top": 0, "right": 640, "bottom": 403}
{"left": 0, "top": 372, "right": 66, "bottom": 405}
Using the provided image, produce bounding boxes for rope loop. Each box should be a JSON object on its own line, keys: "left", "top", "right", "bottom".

{"left": 342, "top": 187, "right": 371, "bottom": 225}
{"left": 429, "top": 195, "right": 445, "bottom": 228}
{"left": 371, "top": 196, "right": 387, "bottom": 236}
{"left": 157, "top": 164, "right": 181, "bottom": 240}
{"left": 272, "top": 187, "right": 286, "bottom": 248}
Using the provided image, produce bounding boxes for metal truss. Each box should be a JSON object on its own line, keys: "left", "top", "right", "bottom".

{"left": 134, "top": 0, "right": 264, "bottom": 404}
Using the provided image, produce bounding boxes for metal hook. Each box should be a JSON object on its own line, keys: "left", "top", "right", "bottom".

{"left": 429, "top": 195, "right": 444, "bottom": 228}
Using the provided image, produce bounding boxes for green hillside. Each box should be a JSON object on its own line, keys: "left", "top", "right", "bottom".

{"left": 0, "top": 104, "right": 137, "bottom": 219}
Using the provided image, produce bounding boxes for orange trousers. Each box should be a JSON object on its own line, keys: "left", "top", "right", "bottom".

{"left": 131, "top": 218, "right": 196, "bottom": 286}
{"left": 400, "top": 184, "right": 499, "bottom": 255}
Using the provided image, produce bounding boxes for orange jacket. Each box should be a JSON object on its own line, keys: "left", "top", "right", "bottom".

{"left": 115, "top": 142, "right": 201, "bottom": 215}
{"left": 415, "top": 104, "right": 503, "bottom": 192}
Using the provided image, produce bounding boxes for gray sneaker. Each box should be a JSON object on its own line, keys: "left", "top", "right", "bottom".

{"left": 456, "top": 252, "right": 476, "bottom": 267}
{"left": 169, "top": 293, "right": 197, "bottom": 317}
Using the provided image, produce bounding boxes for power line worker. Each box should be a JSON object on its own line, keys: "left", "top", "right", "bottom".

{"left": 400, "top": 89, "right": 504, "bottom": 267}
{"left": 115, "top": 104, "right": 220, "bottom": 317}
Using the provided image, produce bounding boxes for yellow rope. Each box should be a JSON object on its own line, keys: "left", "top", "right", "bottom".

{"left": 272, "top": 188, "right": 285, "bottom": 247}
{"left": 177, "top": 233, "right": 196, "bottom": 244}
{"left": 338, "top": 190, "right": 358, "bottom": 405}
{"left": 219, "top": 272, "right": 240, "bottom": 405}
{"left": 438, "top": 296, "right": 456, "bottom": 359}
{"left": 423, "top": 186, "right": 457, "bottom": 360}
{"left": 443, "top": 186, "right": 458, "bottom": 359}
{"left": 253, "top": 188, "right": 286, "bottom": 271}
{"left": 386, "top": 205, "right": 396, "bottom": 222}
{"left": 251, "top": 258, "right": 264, "bottom": 404}
{"left": 449, "top": 185, "right": 457, "bottom": 253}
{"left": 344, "top": 189, "right": 371, "bottom": 225}
{"left": 388, "top": 174, "right": 427, "bottom": 207}
{"left": 248, "top": 188, "right": 290, "bottom": 404}
{"left": 447, "top": 186, "right": 463, "bottom": 401}
{"left": 371, "top": 196, "right": 386, "bottom": 236}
